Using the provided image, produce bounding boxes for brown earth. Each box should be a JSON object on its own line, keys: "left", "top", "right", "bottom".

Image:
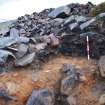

{"left": 0, "top": 54, "right": 99, "bottom": 105}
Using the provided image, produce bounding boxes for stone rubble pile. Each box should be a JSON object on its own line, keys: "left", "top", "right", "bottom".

{"left": 0, "top": 2, "right": 105, "bottom": 67}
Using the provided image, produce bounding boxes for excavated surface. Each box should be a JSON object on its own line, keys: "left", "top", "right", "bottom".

{"left": 0, "top": 55, "right": 99, "bottom": 105}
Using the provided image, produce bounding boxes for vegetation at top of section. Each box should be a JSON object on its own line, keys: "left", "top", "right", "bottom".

{"left": 90, "top": 2, "right": 105, "bottom": 17}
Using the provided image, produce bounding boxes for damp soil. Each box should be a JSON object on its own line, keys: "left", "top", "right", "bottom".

{"left": 0, "top": 54, "right": 103, "bottom": 105}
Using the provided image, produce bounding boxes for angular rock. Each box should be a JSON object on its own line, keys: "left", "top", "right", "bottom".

{"left": 16, "top": 44, "right": 28, "bottom": 58}
{"left": 10, "top": 28, "right": 19, "bottom": 38}
{"left": 75, "top": 16, "right": 87, "bottom": 23}
{"left": 67, "top": 95, "right": 76, "bottom": 105}
{"left": 15, "top": 52, "right": 35, "bottom": 66}
{"left": 54, "top": 18, "right": 64, "bottom": 24}
{"left": 61, "top": 76, "right": 78, "bottom": 95}
{"left": 48, "top": 6, "right": 70, "bottom": 18}
{"left": 98, "top": 12, "right": 105, "bottom": 18}
{"left": 0, "top": 27, "right": 9, "bottom": 36}
{"left": 0, "top": 36, "right": 30, "bottom": 49}
{"left": 80, "top": 31, "right": 97, "bottom": 37}
{"left": 18, "top": 37, "right": 30, "bottom": 43}
{"left": 64, "top": 15, "right": 87, "bottom": 26}
{"left": 61, "top": 64, "right": 78, "bottom": 77}
{"left": 19, "top": 28, "right": 26, "bottom": 36}
{"left": 61, "top": 64, "right": 80, "bottom": 95}
{"left": 48, "top": 34, "right": 59, "bottom": 46}
{"left": 99, "top": 56, "right": 105, "bottom": 77}
{"left": 0, "top": 50, "right": 15, "bottom": 64}
{"left": 26, "top": 88, "right": 54, "bottom": 105}
{"left": 64, "top": 15, "right": 75, "bottom": 25}
{"left": 69, "top": 22, "right": 78, "bottom": 30}
{"left": 0, "top": 37, "right": 17, "bottom": 48}
{"left": 99, "top": 94, "right": 105, "bottom": 105}
{"left": 35, "top": 43, "right": 47, "bottom": 51}
{"left": 80, "top": 18, "right": 96, "bottom": 30}
{"left": 0, "top": 89, "right": 14, "bottom": 101}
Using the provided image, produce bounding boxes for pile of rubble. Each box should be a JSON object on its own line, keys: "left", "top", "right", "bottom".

{"left": 0, "top": 2, "right": 105, "bottom": 66}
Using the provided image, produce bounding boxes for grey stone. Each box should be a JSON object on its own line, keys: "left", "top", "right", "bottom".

{"left": 80, "top": 18, "right": 96, "bottom": 30}
{"left": 15, "top": 52, "right": 35, "bottom": 66}
{"left": 69, "top": 22, "right": 78, "bottom": 30}
{"left": 62, "top": 64, "right": 77, "bottom": 77}
{"left": 19, "top": 28, "right": 26, "bottom": 36}
{"left": 80, "top": 32, "right": 97, "bottom": 37}
{"left": 35, "top": 43, "right": 47, "bottom": 51}
{"left": 0, "top": 49, "right": 15, "bottom": 64}
{"left": 61, "top": 64, "right": 80, "bottom": 95}
{"left": 0, "top": 37, "right": 17, "bottom": 48}
{"left": 54, "top": 18, "right": 64, "bottom": 24}
{"left": 0, "top": 89, "right": 15, "bottom": 101}
{"left": 61, "top": 76, "right": 78, "bottom": 95}
{"left": 0, "top": 27, "right": 9, "bottom": 36}
{"left": 10, "top": 28, "right": 19, "bottom": 38}
{"left": 26, "top": 88, "right": 54, "bottom": 105}
{"left": 48, "top": 6, "right": 70, "bottom": 18}
{"left": 16, "top": 44, "right": 28, "bottom": 58}
{"left": 98, "top": 12, "right": 105, "bottom": 18}
{"left": 75, "top": 16, "right": 87, "bottom": 23}
{"left": 18, "top": 37, "right": 30, "bottom": 43}
{"left": 64, "top": 15, "right": 75, "bottom": 25}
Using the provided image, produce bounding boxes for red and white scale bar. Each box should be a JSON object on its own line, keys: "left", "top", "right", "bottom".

{"left": 86, "top": 36, "right": 90, "bottom": 60}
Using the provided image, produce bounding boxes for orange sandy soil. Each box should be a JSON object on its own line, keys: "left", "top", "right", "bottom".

{"left": 0, "top": 54, "right": 99, "bottom": 105}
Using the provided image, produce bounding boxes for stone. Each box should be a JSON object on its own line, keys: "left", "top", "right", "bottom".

{"left": 0, "top": 37, "right": 17, "bottom": 48}
{"left": 98, "top": 12, "right": 105, "bottom": 18}
{"left": 99, "top": 56, "right": 105, "bottom": 77}
{"left": 10, "top": 28, "right": 19, "bottom": 38}
{"left": 48, "top": 34, "right": 59, "bottom": 46}
{"left": 0, "top": 27, "right": 9, "bottom": 36}
{"left": 67, "top": 95, "right": 76, "bottom": 105}
{"left": 61, "top": 76, "right": 78, "bottom": 95}
{"left": 35, "top": 43, "right": 47, "bottom": 51}
{"left": 64, "top": 15, "right": 87, "bottom": 26}
{"left": 48, "top": 6, "right": 70, "bottom": 18}
{"left": 69, "top": 22, "right": 78, "bottom": 30}
{"left": 19, "top": 28, "right": 26, "bottom": 36}
{"left": 0, "top": 50, "right": 15, "bottom": 64}
{"left": 26, "top": 88, "right": 54, "bottom": 105}
{"left": 18, "top": 37, "right": 30, "bottom": 43}
{"left": 15, "top": 52, "right": 35, "bottom": 66}
{"left": 75, "top": 16, "right": 87, "bottom": 23}
{"left": 0, "top": 89, "right": 14, "bottom": 101}
{"left": 80, "top": 31, "right": 97, "bottom": 37}
{"left": 64, "top": 15, "right": 75, "bottom": 25}
{"left": 16, "top": 44, "right": 28, "bottom": 58}
{"left": 80, "top": 18, "right": 96, "bottom": 30}
{"left": 61, "top": 64, "right": 78, "bottom": 77}
{"left": 99, "top": 94, "right": 105, "bottom": 105}
{"left": 61, "top": 64, "right": 80, "bottom": 95}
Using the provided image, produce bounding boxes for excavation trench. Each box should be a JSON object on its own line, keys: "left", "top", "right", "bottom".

{"left": 0, "top": 54, "right": 101, "bottom": 105}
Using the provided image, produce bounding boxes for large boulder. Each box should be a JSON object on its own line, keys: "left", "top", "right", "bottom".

{"left": 48, "top": 6, "right": 70, "bottom": 18}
